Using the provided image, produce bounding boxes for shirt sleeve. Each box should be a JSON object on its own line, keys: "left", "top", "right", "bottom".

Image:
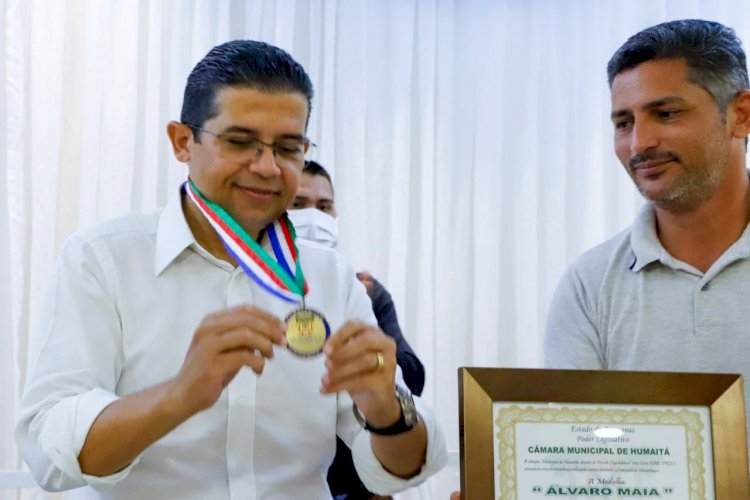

{"left": 544, "top": 263, "right": 606, "bottom": 369}
{"left": 350, "top": 396, "right": 447, "bottom": 495}
{"left": 369, "top": 278, "right": 425, "bottom": 396}
{"left": 15, "top": 235, "right": 140, "bottom": 491}
{"left": 335, "top": 265, "right": 448, "bottom": 496}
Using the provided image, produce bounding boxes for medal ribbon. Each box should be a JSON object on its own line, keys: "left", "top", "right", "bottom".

{"left": 185, "top": 179, "right": 308, "bottom": 303}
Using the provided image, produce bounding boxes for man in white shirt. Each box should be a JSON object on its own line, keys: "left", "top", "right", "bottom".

{"left": 16, "top": 40, "right": 446, "bottom": 499}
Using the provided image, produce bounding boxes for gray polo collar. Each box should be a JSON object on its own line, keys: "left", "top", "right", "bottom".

{"left": 629, "top": 205, "right": 661, "bottom": 272}
{"left": 629, "top": 203, "right": 750, "bottom": 276}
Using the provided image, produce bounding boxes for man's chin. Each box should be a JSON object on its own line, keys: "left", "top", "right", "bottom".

{"left": 231, "top": 211, "right": 283, "bottom": 238}
{"left": 637, "top": 183, "right": 678, "bottom": 206}
{"left": 633, "top": 170, "right": 681, "bottom": 199}
{"left": 635, "top": 180, "right": 668, "bottom": 201}
{"left": 640, "top": 187, "right": 707, "bottom": 213}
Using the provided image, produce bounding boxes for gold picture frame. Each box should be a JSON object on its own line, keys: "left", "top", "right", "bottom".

{"left": 458, "top": 368, "right": 749, "bottom": 499}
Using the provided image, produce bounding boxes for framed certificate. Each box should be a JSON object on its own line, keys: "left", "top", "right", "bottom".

{"left": 458, "top": 368, "right": 749, "bottom": 499}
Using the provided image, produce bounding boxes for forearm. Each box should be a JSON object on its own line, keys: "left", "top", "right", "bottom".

{"left": 370, "top": 420, "right": 427, "bottom": 478}
{"left": 78, "top": 379, "right": 191, "bottom": 476}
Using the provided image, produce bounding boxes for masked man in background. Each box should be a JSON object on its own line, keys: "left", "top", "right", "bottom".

{"left": 290, "top": 161, "right": 425, "bottom": 499}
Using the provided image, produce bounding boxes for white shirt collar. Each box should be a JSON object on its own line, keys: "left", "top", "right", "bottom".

{"left": 154, "top": 186, "right": 195, "bottom": 276}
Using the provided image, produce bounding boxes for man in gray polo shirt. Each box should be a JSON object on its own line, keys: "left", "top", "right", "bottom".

{"left": 545, "top": 19, "right": 750, "bottom": 435}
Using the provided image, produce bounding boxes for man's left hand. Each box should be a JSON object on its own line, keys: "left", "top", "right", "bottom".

{"left": 321, "top": 321, "right": 400, "bottom": 427}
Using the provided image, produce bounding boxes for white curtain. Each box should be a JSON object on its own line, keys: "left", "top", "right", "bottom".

{"left": 3, "top": 0, "right": 750, "bottom": 498}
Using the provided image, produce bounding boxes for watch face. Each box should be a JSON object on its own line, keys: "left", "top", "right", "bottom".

{"left": 396, "top": 385, "right": 418, "bottom": 427}
{"left": 354, "top": 386, "right": 419, "bottom": 436}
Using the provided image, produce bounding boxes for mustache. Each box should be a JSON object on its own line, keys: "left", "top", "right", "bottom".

{"left": 628, "top": 151, "right": 681, "bottom": 170}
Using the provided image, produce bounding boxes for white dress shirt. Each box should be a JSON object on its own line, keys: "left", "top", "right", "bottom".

{"left": 16, "top": 188, "right": 447, "bottom": 499}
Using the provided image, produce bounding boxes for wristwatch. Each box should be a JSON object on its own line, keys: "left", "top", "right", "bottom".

{"left": 353, "top": 385, "right": 419, "bottom": 436}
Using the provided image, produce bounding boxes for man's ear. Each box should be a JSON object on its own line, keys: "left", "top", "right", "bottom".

{"left": 729, "top": 90, "right": 750, "bottom": 140}
{"left": 167, "top": 121, "right": 193, "bottom": 163}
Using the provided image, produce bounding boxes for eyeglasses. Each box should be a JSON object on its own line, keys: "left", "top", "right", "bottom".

{"left": 184, "top": 123, "right": 316, "bottom": 164}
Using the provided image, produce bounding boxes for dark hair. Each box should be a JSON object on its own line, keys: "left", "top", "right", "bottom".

{"left": 180, "top": 40, "right": 314, "bottom": 141}
{"left": 607, "top": 19, "right": 749, "bottom": 112}
{"left": 302, "top": 160, "right": 334, "bottom": 194}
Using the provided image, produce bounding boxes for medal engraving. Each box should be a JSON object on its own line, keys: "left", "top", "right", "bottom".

{"left": 285, "top": 308, "right": 330, "bottom": 357}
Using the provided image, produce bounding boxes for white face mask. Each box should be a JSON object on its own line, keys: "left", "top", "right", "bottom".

{"left": 287, "top": 208, "right": 339, "bottom": 248}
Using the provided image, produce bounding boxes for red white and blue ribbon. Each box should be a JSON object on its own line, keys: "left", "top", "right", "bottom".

{"left": 185, "top": 179, "right": 308, "bottom": 303}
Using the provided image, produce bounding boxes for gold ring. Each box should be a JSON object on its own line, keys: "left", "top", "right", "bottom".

{"left": 374, "top": 352, "right": 384, "bottom": 372}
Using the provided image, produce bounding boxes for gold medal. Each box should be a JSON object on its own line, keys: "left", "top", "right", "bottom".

{"left": 285, "top": 307, "right": 330, "bottom": 357}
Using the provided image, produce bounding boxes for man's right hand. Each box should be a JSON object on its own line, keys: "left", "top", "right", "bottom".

{"left": 172, "top": 305, "right": 287, "bottom": 414}
{"left": 356, "top": 271, "right": 375, "bottom": 298}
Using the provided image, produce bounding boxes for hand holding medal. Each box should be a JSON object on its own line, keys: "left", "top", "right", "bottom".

{"left": 173, "top": 305, "right": 288, "bottom": 414}
{"left": 320, "top": 321, "right": 401, "bottom": 428}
